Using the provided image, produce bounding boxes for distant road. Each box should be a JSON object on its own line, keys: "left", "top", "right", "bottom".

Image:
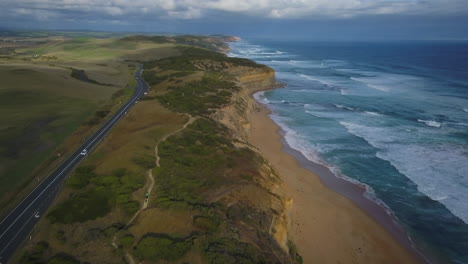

{"left": 0, "top": 64, "right": 149, "bottom": 264}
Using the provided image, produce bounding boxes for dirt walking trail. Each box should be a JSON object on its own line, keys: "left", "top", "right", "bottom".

{"left": 114, "top": 114, "right": 197, "bottom": 264}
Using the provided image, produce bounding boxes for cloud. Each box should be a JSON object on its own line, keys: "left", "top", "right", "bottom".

{"left": 1, "top": 0, "right": 468, "bottom": 23}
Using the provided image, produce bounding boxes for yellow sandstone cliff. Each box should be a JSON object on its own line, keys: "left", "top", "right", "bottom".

{"left": 213, "top": 65, "right": 293, "bottom": 253}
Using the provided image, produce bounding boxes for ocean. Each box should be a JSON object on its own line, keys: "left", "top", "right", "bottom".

{"left": 228, "top": 40, "right": 468, "bottom": 264}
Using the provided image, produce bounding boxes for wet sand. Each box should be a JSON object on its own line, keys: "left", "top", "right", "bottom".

{"left": 247, "top": 101, "right": 423, "bottom": 264}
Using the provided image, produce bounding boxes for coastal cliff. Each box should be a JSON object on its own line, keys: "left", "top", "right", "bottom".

{"left": 14, "top": 38, "right": 303, "bottom": 264}
{"left": 213, "top": 65, "right": 293, "bottom": 252}
{"left": 215, "top": 58, "right": 421, "bottom": 264}
{"left": 213, "top": 65, "right": 276, "bottom": 139}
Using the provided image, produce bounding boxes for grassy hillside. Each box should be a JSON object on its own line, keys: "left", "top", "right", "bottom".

{"left": 0, "top": 34, "right": 183, "bottom": 216}
{"left": 13, "top": 36, "right": 302, "bottom": 264}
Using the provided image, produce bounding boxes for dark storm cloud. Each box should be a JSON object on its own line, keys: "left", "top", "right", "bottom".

{"left": 1, "top": 0, "right": 467, "bottom": 40}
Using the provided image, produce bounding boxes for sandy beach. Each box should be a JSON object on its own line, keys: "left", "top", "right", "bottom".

{"left": 247, "top": 101, "right": 421, "bottom": 264}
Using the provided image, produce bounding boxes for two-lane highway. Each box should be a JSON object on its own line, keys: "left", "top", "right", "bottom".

{"left": 0, "top": 64, "right": 149, "bottom": 263}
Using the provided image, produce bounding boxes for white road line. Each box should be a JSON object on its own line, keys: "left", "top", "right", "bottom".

{"left": 0, "top": 154, "right": 81, "bottom": 240}
{"left": 0, "top": 209, "right": 37, "bottom": 255}
{"left": 0, "top": 68, "right": 146, "bottom": 245}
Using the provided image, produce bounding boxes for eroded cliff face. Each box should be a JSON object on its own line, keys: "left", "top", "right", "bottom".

{"left": 213, "top": 65, "right": 292, "bottom": 253}
{"left": 213, "top": 66, "right": 276, "bottom": 139}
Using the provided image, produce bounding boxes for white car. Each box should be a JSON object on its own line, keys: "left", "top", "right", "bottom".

{"left": 144, "top": 92, "right": 148, "bottom": 95}
{"left": 34, "top": 212, "right": 40, "bottom": 218}
{"left": 80, "top": 149, "right": 88, "bottom": 156}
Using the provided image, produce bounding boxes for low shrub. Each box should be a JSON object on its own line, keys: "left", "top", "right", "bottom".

{"left": 47, "top": 189, "right": 111, "bottom": 224}
{"left": 203, "top": 237, "right": 259, "bottom": 264}
{"left": 134, "top": 234, "right": 190, "bottom": 261}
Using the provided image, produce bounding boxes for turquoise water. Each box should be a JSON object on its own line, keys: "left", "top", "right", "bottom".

{"left": 229, "top": 40, "right": 468, "bottom": 263}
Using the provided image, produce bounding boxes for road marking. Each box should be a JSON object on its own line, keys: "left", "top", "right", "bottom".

{"left": 0, "top": 209, "right": 38, "bottom": 255}
{"left": 0, "top": 74, "right": 145, "bottom": 235}
{"left": 0, "top": 154, "right": 81, "bottom": 240}
{"left": 0, "top": 85, "right": 145, "bottom": 238}
{"left": 0, "top": 66, "right": 148, "bottom": 260}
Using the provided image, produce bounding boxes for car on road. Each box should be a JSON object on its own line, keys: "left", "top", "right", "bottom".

{"left": 34, "top": 212, "right": 40, "bottom": 218}
{"left": 80, "top": 149, "right": 88, "bottom": 156}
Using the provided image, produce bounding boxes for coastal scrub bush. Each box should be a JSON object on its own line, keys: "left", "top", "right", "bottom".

{"left": 47, "top": 188, "right": 111, "bottom": 224}
{"left": 119, "top": 233, "right": 135, "bottom": 248}
{"left": 157, "top": 74, "right": 238, "bottom": 115}
{"left": 203, "top": 237, "right": 259, "bottom": 264}
{"left": 143, "top": 46, "right": 264, "bottom": 73}
{"left": 193, "top": 216, "right": 220, "bottom": 233}
{"left": 19, "top": 241, "right": 49, "bottom": 264}
{"left": 47, "top": 253, "right": 80, "bottom": 264}
{"left": 154, "top": 118, "right": 260, "bottom": 209}
{"left": 66, "top": 165, "right": 96, "bottom": 189}
{"left": 288, "top": 240, "right": 304, "bottom": 264}
{"left": 134, "top": 234, "right": 190, "bottom": 261}
{"left": 132, "top": 154, "right": 155, "bottom": 169}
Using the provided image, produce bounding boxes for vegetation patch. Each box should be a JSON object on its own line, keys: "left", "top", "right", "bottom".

{"left": 134, "top": 234, "right": 191, "bottom": 261}
{"left": 66, "top": 165, "right": 96, "bottom": 189}
{"left": 193, "top": 215, "right": 220, "bottom": 233}
{"left": 70, "top": 68, "right": 112, "bottom": 86}
{"left": 142, "top": 70, "right": 192, "bottom": 85}
{"left": 155, "top": 118, "right": 259, "bottom": 208}
{"left": 203, "top": 237, "right": 260, "bottom": 264}
{"left": 47, "top": 188, "right": 112, "bottom": 224}
{"left": 47, "top": 253, "right": 80, "bottom": 264}
{"left": 157, "top": 73, "right": 238, "bottom": 115}
{"left": 144, "top": 46, "right": 263, "bottom": 71}
{"left": 62, "top": 166, "right": 145, "bottom": 219}
{"left": 119, "top": 233, "right": 135, "bottom": 248}
{"left": 288, "top": 240, "right": 304, "bottom": 264}
{"left": 19, "top": 241, "right": 49, "bottom": 264}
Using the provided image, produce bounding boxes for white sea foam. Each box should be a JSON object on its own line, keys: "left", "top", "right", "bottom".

{"left": 284, "top": 60, "right": 326, "bottom": 68}
{"left": 418, "top": 119, "right": 442, "bottom": 128}
{"left": 340, "top": 89, "right": 349, "bottom": 95}
{"left": 351, "top": 77, "right": 390, "bottom": 92}
{"left": 267, "top": 115, "right": 392, "bottom": 216}
{"left": 253, "top": 91, "right": 270, "bottom": 104}
{"left": 297, "top": 74, "right": 340, "bottom": 88}
{"left": 339, "top": 121, "right": 468, "bottom": 224}
{"left": 463, "top": 108, "right": 468, "bottom": 113}
{"left": 291, "top": 89, "right": 313, "bottom": 93}
{"left": 334, "top": 104, "right": 355, "bottom": 111}
{"left": 322, "top": 59, "right": 347, "bottom": 67}
{"left": 350, "top": 72, "right": 422, "bottom": 93}
{"left": 365, "top": 111, "right": 381, "bottom": 116}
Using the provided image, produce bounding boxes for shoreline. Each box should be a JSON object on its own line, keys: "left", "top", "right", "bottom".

{"left": 246, "top": 93, "right": 425, "bottom": 264}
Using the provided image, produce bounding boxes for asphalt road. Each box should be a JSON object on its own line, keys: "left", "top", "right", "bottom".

{"left": 0, "top": 64, "right": 149, "bottom": 264}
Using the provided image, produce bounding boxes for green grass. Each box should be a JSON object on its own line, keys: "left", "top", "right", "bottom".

{"left": 0, "top": 89, "right": 96, "bottom": 195}
{"left": 0, "top": 61, "right": 129, "bottom": 211}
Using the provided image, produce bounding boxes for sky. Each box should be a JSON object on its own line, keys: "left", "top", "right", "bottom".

{"left": 1, "top": 0, "right": 468, "bottom": 40}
